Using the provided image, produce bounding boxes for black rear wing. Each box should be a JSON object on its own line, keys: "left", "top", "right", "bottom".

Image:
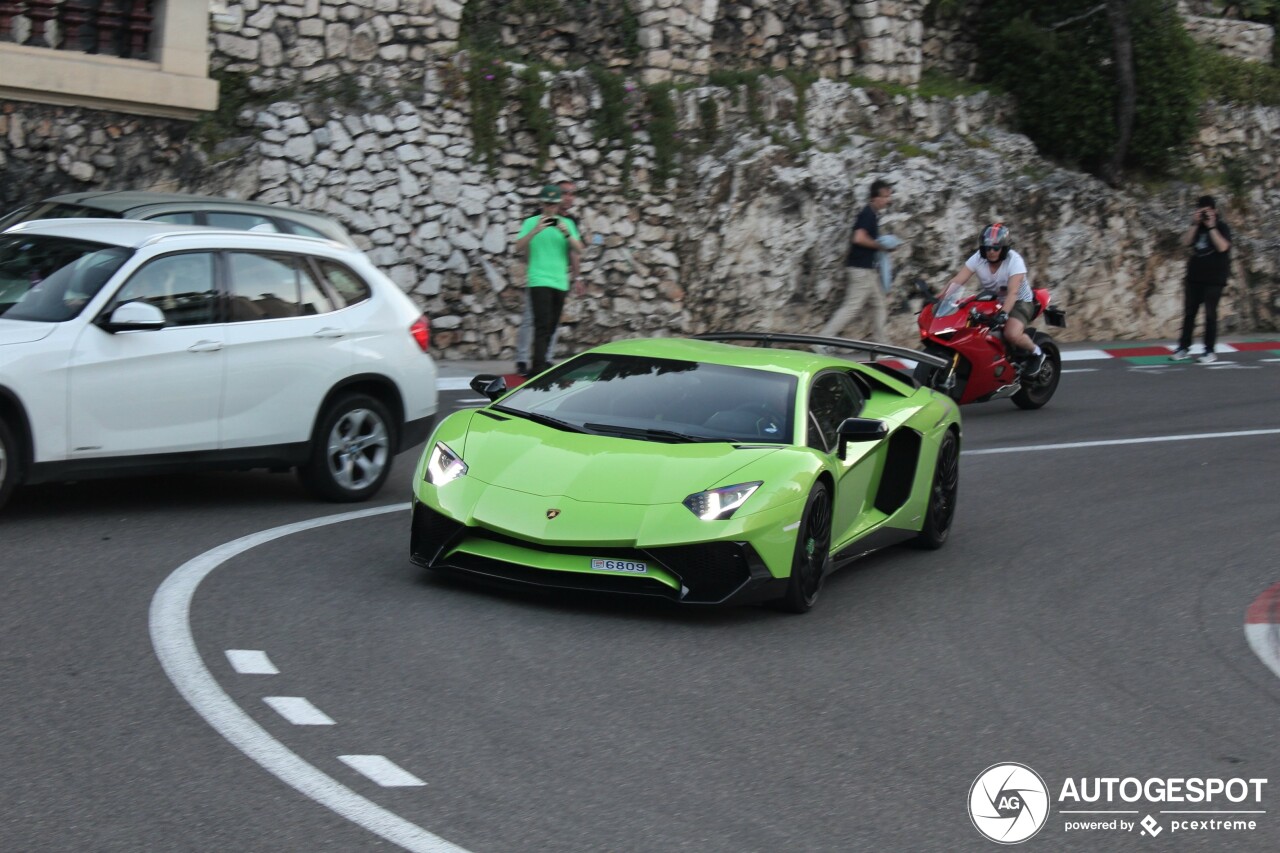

{"left": 693, "top": 332, "right": 950, "bottom": 370}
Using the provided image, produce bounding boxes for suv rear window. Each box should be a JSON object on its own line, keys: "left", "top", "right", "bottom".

{"left": 314, "top": 258, "right": 371, "bottom": 307}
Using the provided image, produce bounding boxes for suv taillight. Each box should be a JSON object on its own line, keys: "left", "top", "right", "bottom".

{"left": 410, "top": 316, "right": 430, "bottom": 352}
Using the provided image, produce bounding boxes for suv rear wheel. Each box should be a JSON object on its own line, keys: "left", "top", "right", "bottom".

{"left": 298, "top": 394, "right": 396, "bottom": 502}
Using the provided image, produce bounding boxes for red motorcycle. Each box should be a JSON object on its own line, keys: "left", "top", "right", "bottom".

{"left": 912, "top": 281, "right": 1067, "bottom": 409}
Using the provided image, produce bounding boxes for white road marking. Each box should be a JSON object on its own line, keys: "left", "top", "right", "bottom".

{"left": 964, "top": 427, "right": 1280, "bottom": 456}
{"left": 226, "top": 649, "right": 279, "bottom": 675}
{"left": 1245, "top": 625, "right": 1280, "bottom": 681}
{"left": 340, "top": 755, "right": 427, "bottom": 788}
{"left": 1060, "top": 368, "right": 1097, "bottom": 374}
{"left": 1061, "top": 349, "right": 1112, "bottom": 361}
{"left": 264, "top": 696, "right": 336, "bottom": 726}
{"left": 150, "top": 503, "right": 470, "bottom": 853}
{"left": 439, "top": 377, "right": 477, "bottom": 391}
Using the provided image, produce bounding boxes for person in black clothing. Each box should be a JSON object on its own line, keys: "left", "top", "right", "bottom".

{"left": 1171, "top": 195, "right": 1232, "bottom": 364}
{"left": 821, "top": 178, "right": 898, "bottom": 340}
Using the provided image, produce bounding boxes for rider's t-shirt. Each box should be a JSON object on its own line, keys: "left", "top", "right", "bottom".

{"left": 964, "top": 249, "right": 1033, "bottom": 302}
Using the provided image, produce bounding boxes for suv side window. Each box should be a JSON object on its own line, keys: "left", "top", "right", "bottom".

{"left": 279, "top": 220, "right": 330, "bottom": 241}
{"left": 225, "top": 252, "right": 335, "bottom": 321}
{"left": 314, "top": 259, "right": 371, "bottom": 308}
{"left": 208, "top": 212, "right": 280, "bottom": 233}
{"left": 146, "top": 212, "right": 198, "bottom": 226}
{"left": 806, "top": 372, "right": 866, "bottom": 453}
{"left": 108, "top": 252, "right": 217, "bottom": 327}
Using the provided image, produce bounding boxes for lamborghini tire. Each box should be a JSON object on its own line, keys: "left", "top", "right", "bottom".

{"left": 774, "top": 481, "right": 833, "bottom": 614}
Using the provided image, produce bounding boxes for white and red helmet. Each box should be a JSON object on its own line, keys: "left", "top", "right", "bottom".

{"left": 979, "top": 223, "right": 1012, "bottom": 262}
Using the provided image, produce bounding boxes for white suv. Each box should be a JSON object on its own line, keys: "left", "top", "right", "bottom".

{"left": 0, "top": 219, "right": 438, "bottom": 509}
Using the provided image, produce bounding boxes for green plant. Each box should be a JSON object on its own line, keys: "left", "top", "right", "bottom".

{"left": 516, "top": 67, "right": 555, "bottom": 169}
{"left": 697, "top": 96, "right": 719, "bottom": 149}
{"left": 1196, "top": 45, "right": 1280, "bottom": 104}
{"left": 193, "top": 69, "right": 258, "bottom": 151}
{"left": 591, "top": 67, "right": 633, "bottom": 144}
{"left": 782, "top": 70, "right": 816, "bottom": 142}
{"left": 916, "top": 69, "right": 998, "bottom": 99}
{"left": 974, "top": 0, "right": 1200, "bottom": 177}
{"left": 468, "top": 54, "right": 510, "bottom": 170}
{"left": 646, "top": 83, "right": 680, "bottom": 184}
{"left": 708, "top": 69, "right": 765, "bottom": 125}
{"left": 1221, "top": 156, "right": 1251, "bottom": 204}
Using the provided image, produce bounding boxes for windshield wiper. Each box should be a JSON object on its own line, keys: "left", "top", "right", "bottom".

{"left": 494, "top": 406, "right": 589, "bottom": 434}
{"left": 583, "top": 423, "right": 719, "bottom": 443}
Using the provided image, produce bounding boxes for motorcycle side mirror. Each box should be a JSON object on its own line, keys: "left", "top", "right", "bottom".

{"left": 912, "top": 278, "right": 937, "bottom": 304}
{"left": 836, "top": 417, "right": 889, "bottom": 460}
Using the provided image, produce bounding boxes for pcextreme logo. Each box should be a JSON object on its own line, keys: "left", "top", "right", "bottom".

{"left": 969, "top": 763, "right": 1051, "bottom": 844}
{"left": 969, "top": 765, "right": 1269, "bottom": 844}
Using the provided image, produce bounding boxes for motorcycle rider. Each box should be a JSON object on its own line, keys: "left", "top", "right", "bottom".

{"left": 941, "top": 223, "right": 1044, "bottom": 374}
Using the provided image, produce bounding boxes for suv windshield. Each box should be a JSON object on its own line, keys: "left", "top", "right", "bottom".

{"left": 0, "top": 234, "right": 132, "bottom": 322}
{"left": 496, "top": 353, "right": 797, "bottom": 444}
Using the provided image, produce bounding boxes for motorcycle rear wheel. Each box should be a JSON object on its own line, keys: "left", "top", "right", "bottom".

{"left": 1012, "top": 337, "right": 1061, "bottom": 409}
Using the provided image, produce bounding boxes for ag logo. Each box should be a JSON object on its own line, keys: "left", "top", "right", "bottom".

{"left": 968, "top": 763, "right": 1050, "bottom": 844}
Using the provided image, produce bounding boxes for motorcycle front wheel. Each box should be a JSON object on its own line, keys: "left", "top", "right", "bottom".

{"left": 913, "top": 344, "right": 965, "bottom": 402}
{"left": 1012, "top": 337, "right": 1061, "bottom": 409}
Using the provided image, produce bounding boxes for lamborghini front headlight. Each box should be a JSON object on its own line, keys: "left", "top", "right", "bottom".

{"left": 682, "top": 482, "right": 761, "bottom": 521}
{"left": 425, "top": 441, "right": 468, "bottom": 485}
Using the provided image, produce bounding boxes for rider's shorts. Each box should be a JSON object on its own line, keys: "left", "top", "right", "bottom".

{"left": 1009, "top": 299, "right": 1037, "bottom": 326}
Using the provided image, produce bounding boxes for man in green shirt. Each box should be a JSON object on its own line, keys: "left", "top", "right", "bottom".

{"left": 515, "top": 184, "right": 583, "bottom": 375}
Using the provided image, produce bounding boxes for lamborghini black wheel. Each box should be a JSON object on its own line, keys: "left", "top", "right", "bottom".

{"left": 775, "top": 481, "right": 832, "bottom": 613}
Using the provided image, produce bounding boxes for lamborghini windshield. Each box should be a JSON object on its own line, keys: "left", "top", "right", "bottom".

{"left": 495, "top": 354, "right": 797, "bottom": 444}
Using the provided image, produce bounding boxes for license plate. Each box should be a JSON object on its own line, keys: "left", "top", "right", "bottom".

{"left": 590, "top": 558, "right": 648, "bottom": 575}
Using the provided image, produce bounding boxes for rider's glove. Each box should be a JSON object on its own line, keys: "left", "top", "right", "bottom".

{"left": 992, "top": 311, "right": 1008, "bottom": 326}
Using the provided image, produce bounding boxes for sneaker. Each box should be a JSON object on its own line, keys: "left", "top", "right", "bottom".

{"left": 1197, "top": 351, "right": 1217, "bottom": 364}
{"left": 1020, "top": 350, "right": 1045, "bottom": 376}
{"left": 1169, "top": 347, "right": 1190, "bottom": 361}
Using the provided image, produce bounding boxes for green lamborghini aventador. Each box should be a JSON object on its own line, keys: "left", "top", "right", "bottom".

{"left": 410, "top": 334, "right": 961, "bottom": 612}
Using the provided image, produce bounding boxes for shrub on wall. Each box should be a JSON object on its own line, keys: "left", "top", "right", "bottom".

{"left": 975, "top": 0, "right": 1200, "bottom": 177}
{"left": 468, "top": 54, "right": 510, "bottom": 170}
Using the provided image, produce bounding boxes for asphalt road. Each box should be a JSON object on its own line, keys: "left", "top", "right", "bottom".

{"left": 3, "top": 350, "right": 1279, "bottom": 852}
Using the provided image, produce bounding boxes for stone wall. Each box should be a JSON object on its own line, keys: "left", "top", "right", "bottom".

{"left": 1183, "top": 13, "right": 1275, "bottom": 63}
{"left": 1179, "top": 1, "right": 1276, "bottom": 63}
{"left": 1, "top": 1, "right": 1277, "bottom": 362}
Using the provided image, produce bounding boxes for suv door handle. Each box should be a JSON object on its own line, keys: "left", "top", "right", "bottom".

{"left": 313, "top": 327, "right": 346, "bottom": 339}
{"left": 188, "top": 340, "right": 223, "bottom": 353}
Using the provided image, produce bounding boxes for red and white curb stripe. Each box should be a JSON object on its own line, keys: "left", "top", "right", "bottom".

{"left": 436, "top": 341, "right": 1280, "bottom": 390}
{"left": 1245, "top": 583, "right": 1280, "bottom": 681}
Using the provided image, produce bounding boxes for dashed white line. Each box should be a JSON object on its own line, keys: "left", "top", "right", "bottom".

{"left": 264, "top": 696, "right": 336, "bottom": 726}
{"left": 149, "top": 503, "right": 470, "bottom": 853}
{"left": 964, "top": 427, "right": 1280, "bottom": 456}
{"left": 340, "top": 755, "right": 427, "bottom": 788}
{"left": 226, "top": 649, "right": 279, "bottom": 675}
